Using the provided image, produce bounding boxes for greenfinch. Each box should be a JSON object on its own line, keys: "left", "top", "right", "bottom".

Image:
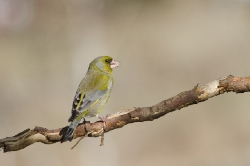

{"left": 61, "top": 56, "right": 120, "bottom": 142}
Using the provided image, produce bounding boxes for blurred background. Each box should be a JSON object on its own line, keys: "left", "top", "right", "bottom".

{"left": 0, "top": 0, "right": 250, "bottom": 165}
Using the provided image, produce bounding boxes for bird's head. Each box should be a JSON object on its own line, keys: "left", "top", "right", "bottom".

{"left": 89, "top": 56, "right": 120, "bottom": 73}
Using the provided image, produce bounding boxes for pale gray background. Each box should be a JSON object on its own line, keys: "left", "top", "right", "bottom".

{"left": 0, "top": 0, "right": 250, "bottom": 166}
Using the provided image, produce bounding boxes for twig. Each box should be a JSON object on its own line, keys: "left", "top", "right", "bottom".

{"left": 0, "top": 75, "right": 250, "bottom": 152}
{"left": 100, "top": 134, "right": 105, "bottom": 146}
{"left": 71, "top": 131, "right": 93, "bottom": 150}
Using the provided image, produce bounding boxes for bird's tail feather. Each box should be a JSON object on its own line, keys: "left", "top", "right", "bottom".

{"left": 61, "top": 118, "right": 81, "bottom": 143}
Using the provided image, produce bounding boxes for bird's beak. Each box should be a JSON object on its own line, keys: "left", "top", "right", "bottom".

{"left": 110, "top": 59, "right": 120, "bottom": 68}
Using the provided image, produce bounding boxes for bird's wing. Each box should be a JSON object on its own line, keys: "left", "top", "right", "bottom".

{"left": 68, "top": 89, "right": 107, "bottom": 122}
{"left": 68, "top": 72, "right": 110, "bottom": 122}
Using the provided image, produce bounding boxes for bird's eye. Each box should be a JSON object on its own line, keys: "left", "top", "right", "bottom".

{"left": 105, "top": 59, "right": 112, "bottom": 63}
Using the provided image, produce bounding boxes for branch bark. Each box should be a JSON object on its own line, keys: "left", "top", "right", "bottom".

{"left": 1, "top": 75, "right": 250, "bottom": 152}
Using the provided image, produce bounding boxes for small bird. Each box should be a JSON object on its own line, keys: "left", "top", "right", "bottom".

{"left": 61, "top": 56, "right": 120, "bottom": 142}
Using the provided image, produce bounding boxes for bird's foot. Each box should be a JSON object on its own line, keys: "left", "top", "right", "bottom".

{"left": 82, "top": 118, "right": 90, "bottom": 124}
{"left": 97, "top": 115, "right": 110, "bottom": 146}
{"left": 98, "top": 114, "right": 110, "bottom": 122}
{"left": 98, "top": 114, "right": 110, "bottom": 130}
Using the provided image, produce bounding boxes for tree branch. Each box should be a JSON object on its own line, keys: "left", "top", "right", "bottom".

{"left": 1, "top": 75, "right": 250, "bottom": 152}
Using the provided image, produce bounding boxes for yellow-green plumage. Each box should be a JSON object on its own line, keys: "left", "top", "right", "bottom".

{"left": 61, "top": 56, "right": 120, "bottom": 142}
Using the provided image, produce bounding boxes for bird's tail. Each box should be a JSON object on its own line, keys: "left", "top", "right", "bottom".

{"left": 61, "top": 117, "right": 82, "bottom": 143}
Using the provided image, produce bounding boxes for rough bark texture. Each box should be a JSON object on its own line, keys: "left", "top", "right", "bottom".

{"left": 1, "top": 75, "right": 250, "bottom": 152}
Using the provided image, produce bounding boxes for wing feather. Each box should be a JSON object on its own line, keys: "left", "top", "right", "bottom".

{"left": 68, "top": 72, "right": 109, "bottom": 122}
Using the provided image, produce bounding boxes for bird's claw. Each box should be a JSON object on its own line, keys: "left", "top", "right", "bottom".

{"left": 98, "top": 114, "right": 110, "bottom": 130}
{"left": 82, "top": 118, "right": 90, "bottom": 124}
